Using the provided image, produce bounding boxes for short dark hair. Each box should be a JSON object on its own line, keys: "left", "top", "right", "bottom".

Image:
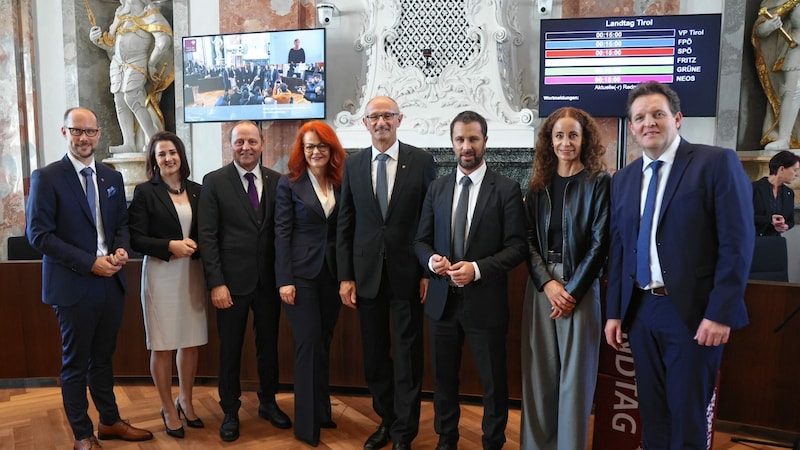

{"left": 145, "top": 131, "right": 191, "bottom": 181}
{"left": 626, "top": 81, "right": 681, "bottom": 119}
{"left": 768, "top": 150, "right": 800, "bottom": 175}
{"left": 450, "top": 110, "right": 488, "bottom": 138}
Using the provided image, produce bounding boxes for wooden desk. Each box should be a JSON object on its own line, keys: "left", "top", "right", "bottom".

{"left": 0, "top": 261, "right": 526, "bottom": 398}
{"left": 4, "top": 262, "right": 797, "bottom": 430}
{"left": 717, "top": 281, "right": 800, "bottom": 432}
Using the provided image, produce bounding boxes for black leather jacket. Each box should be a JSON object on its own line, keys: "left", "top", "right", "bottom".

{"left": 524, "top": 171, "right": 611, "bottom": 301}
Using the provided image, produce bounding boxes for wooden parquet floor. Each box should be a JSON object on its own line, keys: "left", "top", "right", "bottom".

{"left": 0, "top": 382, "right": 794, "bottom": 449}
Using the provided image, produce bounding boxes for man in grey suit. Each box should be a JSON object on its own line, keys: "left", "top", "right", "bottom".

{"left": 337, "top": 96, "right": 437, "bottom": 450}
{"left": 414, "top": 111, "right": 528, "bottom": 450}
{"left": 199, "top": 120, "right": 291, "bottom": 442}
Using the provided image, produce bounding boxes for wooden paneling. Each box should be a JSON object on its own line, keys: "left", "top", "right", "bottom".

{"left": 0, "top": 261, "right": 527, "bottom": 399}
{"left": 718, "top": 281, "right": 800, "bottom": 432}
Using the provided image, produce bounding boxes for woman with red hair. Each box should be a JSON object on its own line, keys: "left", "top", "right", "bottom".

{"left": 275, "top": 121, "right": 347, "bottom": 447}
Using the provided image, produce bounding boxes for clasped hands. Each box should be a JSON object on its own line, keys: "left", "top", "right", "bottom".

{"left": 168, "top": 238, "right": 198, "bottom": 258}
{"left": 543, "top": 279, "right": 576, "bottom": 319}
{"left": 91, "top": 248, "right": 128, "bottom": 277}
{"left": 772, "top": 214, "right": 789, "bottom": 233}
{"left": 430, "top": 254, "right": 475, "bottom": 287}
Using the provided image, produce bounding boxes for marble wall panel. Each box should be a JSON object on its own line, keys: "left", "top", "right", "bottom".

{"left": 0, "top": 0, "right": 36, "bottom": 260}
{"left": 217, "top": 0, "right": 316, "bottom": 172}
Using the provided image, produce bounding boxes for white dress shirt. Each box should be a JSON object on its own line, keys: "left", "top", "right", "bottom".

{"left": 67, "top": 153, "right": 107, "bottom": 257}
{"left": 639, "top": 135, "right": 680, "bottom": 289}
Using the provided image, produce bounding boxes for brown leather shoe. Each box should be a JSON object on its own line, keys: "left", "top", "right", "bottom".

{"left": 97, "top": 420, "right": 153, "bottom": 441}
{"left": 73, "top": 436, "right": 102, "bottom": 449}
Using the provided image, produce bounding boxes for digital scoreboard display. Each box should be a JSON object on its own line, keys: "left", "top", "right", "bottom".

{"left": 538, "top": 14, "right": 722, "bottom": 117}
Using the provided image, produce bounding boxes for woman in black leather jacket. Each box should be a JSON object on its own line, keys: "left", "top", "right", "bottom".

{"left": 519, "top": 107, "right": 610, "bottom": 450}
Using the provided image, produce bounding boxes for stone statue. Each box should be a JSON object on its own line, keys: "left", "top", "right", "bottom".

{"left": 89, "top": 0, "right": 173, "bottom": 153}
{"left": 754, "top": 0, "right": 800, "bottom": 150}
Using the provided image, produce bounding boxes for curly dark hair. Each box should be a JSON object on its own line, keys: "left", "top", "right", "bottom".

{"left": 528, "top": 107, "right": 607, "bottom": 192}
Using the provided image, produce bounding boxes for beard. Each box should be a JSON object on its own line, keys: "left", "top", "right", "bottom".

{"left": 457, "top": 150, "right": 484, "bottom": 171}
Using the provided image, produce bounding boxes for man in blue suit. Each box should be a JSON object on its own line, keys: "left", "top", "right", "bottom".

{"left": 604, "top": 82, "right": 753, "bottom": 450}
{"left": 414, "top": 111, "right": 528, "bottom": 450}
{"left": 26, "top": 107, "right": 153, "bottom": 450}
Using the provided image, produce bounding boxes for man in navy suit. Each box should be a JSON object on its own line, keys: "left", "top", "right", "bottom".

{"left": 414, "top": 111, "right": 527, "bottom": 450}
{"left": 337, "top": 96, "right": 436, "bottom": 450}
{"left": 199, "top": 120, "right": 290, "bottom": 442}
{"left": 26, "top": 107, "right": 153, "bottom": 450}
{"left": 604, "top": 82, "right": 753, "bottom": 449}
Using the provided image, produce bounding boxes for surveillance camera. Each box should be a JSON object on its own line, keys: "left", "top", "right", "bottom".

{"left": 317, "top": 2, "right": 335, "bottom": 26}
{"left": 537, "top": 0, "right": 552, "bottom": 15}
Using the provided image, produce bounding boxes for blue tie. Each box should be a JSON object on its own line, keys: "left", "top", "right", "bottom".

{"left": 452, "top": 176, "right": 472, "bottom": 262}
{"left": 637, "top": 160, "right": 663, "bottom": 288}
{"left": 376, "top": 153, "right": 389, "bottom": 219}
{"left": 81, "top": 167, "right": 97, "bottom": 225}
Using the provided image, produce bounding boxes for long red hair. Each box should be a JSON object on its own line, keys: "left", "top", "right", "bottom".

{"left": 287, "top": 121, "right": 346, "bottom": 188}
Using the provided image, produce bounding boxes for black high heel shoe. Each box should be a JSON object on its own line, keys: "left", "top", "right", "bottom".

{"left": 161, "top": 409, "right": 185, "bottom": 438}
{"left": 176, "top": 400, "right": 205, "bottom": 428}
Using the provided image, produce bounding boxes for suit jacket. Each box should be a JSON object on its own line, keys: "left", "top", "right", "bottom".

{"left": 606, "top": 139, "right": 753, "bottom": 332}
{"left": 26, "top": 155, "right": 129, "bottom": 306}
{"left": 275, "top": 171, "right": 339, "bottom": 286}
{"left": 414, "top": 168, "right": 528, "bottom": 328}
{"left": 337, "top": 142, "right": 436, "bottom": 300}
{"left": 128, "top": 175, "right": 202, "bottom": 261}
{"left": 199, "top": 163, "right": 280, "bottom": 296}
{"left": 752, "top": 176, "right": 795, "bottom": 236}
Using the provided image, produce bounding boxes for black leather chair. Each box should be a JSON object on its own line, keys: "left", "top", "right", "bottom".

{"left": 7, "top": 236, "right": 42, "bottom": 261}
{"left": 749, "top": 235, "right": 788, "bottom": 282}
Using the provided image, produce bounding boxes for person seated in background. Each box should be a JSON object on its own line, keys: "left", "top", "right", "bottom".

{"left": 753, "top": 150, "right": 799, "bottom": 235}
{"left": 306, "top": 73, "right": 324, "bottom": 92}
{"left": 246, "top": 86, "right": 266, "bottom": 105}
{"left": 304, "top": 84, "right": 325, "bottom": 103}
{"left": 272, "top": 82, "right": 293, "bottom": 104}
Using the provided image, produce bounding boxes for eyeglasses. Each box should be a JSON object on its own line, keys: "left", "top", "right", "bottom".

{"left": 67, "top": 127, "right": 100, "bottom": 137}
{"left": 303, "top": 143, "right": 330, "bottom": 153}
{"left": 364, "top": 113, "right": 400, "bottom": 123}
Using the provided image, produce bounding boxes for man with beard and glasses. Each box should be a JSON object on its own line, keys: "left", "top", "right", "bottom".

{"left": 413, "top": 110, "right": 528, "bottom": 450}
{"left": 26, "top": 107, "right": 153, "bottom": 449}
{"left": 337, "top": 96, "right": 436, "bottom": 450}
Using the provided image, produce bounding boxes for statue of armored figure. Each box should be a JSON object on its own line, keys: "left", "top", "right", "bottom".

{"left": 90, "top": 0, "right": 174, "bottom": 153}
{"left": 754, "top": 0, "right": 800, "bottom": 150}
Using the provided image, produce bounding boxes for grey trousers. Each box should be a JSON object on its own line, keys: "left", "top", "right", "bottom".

{"left": 520, "top": 263, "right": 601, "bottom": 450}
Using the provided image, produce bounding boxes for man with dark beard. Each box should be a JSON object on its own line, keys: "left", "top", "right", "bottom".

{"left": 413, "top": 110, "right": 528, "bottom": 450}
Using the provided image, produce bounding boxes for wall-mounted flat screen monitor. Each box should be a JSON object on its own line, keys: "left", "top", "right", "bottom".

{"left": 538, "top": 14, "right": 721, "bottom": 117}
{"left": 181, "top": 28, "right": 326, "bottom": 123}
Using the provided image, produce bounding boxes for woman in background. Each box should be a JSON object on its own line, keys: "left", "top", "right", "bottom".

{"left": 275, "top": 121, "right": 346, "bottom": 447}
{"left": 521, "top": 107, "right": 611, "bottom": 450}
{"left": 129, "top": 131, "right": 207, "bottom": 439}
{"left": 753, "top": 150, "right": 799, "bottom": 236}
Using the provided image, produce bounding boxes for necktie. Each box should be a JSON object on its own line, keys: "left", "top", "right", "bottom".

{"left": 244, "top": 172, "right": 259, "bottom": 210}
{"left": 636, "top": 160, "right": 663, "bottom": 288}
{"left": 452, "top": 176, "right": 472, "bottom": 262}
{"left": 81, "top": 167, "right": 97, "bottom": 225}
{"left": 376, "top": 153, "right": 389, "bottom": 219}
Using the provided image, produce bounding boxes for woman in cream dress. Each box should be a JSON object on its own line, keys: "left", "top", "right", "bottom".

{"left": 129, "top": 131, "right": 207, "bottom": 438}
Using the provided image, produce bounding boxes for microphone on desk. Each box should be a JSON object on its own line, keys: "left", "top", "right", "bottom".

{"left": 773, "top": 303, "right": 800, "bottom": 333}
